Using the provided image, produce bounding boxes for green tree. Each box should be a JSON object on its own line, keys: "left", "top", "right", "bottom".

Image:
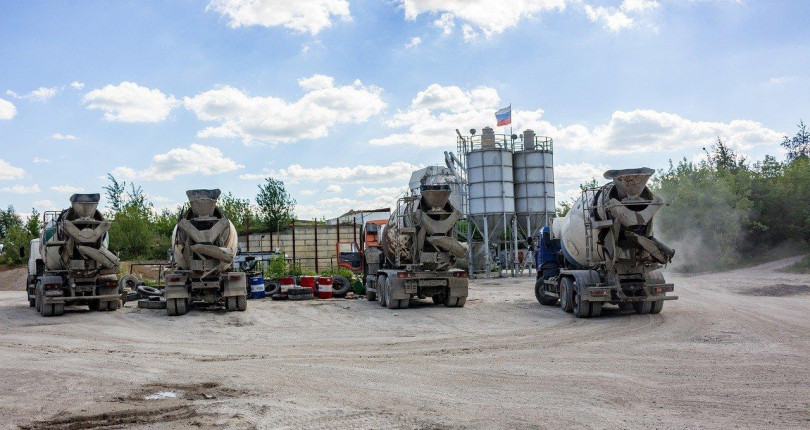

{"left": 103, "top": 174, "right": 127, "bottom": 213}
{"left": 781, "top": 120, "right": 810, "bottom": 162}
{"left": 219, "top": 192, "right": 255, "bottom": 233}
{"left": 255, "top": 178, "right": 296, "bottom": 231}
{"left": 25, "top": 208, "right": 41, "bottom": 237}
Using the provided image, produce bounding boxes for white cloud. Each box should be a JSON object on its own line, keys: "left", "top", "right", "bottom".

{"left": 52, "top": 133, "right": 77, "bottom": 140}
{"left": 0, "top": 98, "right": 16, "bottom": 120}
{"left": 399, "top": 0, "right": 567, "bottom": 37}
{"left": 0, "top": 159, "right": 25, "bottom": 180}
{"left": 1, "top": 184, "right": 40, "bottom": 194}
{"left": 184, "top": 75, "right": 386, "bottom": 144}
{"left": 6, "top": 87, "right": 59, "bottom": 102}
{"left": 371, "top": 83, "right": 781, "bottom": 154}
{"left": 295, "top": 194, "right": 396, "bottom": 219}
{"left": 300, "top": 189, "right": 316, "bottom": 196}
{"left": 32, "top": 157, "right": 50, "bottom": 164}
{"left": 356, "top": 186, "right": 409, "bottom": 198}
{"left": 82, "top": 82, "right": 179, "bottom": 122}
{"left": 112, "top": 144, "right": 244, "bottom": 181}
{"left": 621, "top": 0, "right": 660, "bottom": 13}
{"left": 461, "top": 24, "right": 477, "bottom": 41}
{"left": 584, "top": 5, "right": 634, "bottom": 32}
{"left": 32, "top": 200, "right": 55, "bottom": 210}
{"left": 405, "top": 36, "right": 422, "bottom": 48}
{"left": 240, "top": 161, "right": 419, "bottom": 184}
{"left": 51, "top": 185, "right": 84, "bottom": 193}
{"left": 433, "top": 12, "right": 455, "bottom": 35}
{"left": 70, "top": 81, "right": 85, "bottom": 90}
{"left": 768, "top": 76, "right": 795, "bottom": 85}
{"left": 206, "top": 0, "right": 351, "bottom": 35}
{"left": 325, "top": 184, "right": 342, "bottom": 193}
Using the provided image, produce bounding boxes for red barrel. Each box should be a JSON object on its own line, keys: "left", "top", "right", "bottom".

{"left": 317, "top": 276, "right": 333, "bottom": 299}
{"left": 280, "top": 276, "right": 296, "bottom": 295}
{"left": 299, "top": 276, "right": 316, "bottom": 295}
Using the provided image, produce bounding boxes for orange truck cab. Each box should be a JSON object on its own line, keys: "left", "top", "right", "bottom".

{"left": 336, "top": 219, "right": 387, "bottom": 275}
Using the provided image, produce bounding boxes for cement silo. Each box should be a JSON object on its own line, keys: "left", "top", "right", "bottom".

{"left": 513, "top": 130, "right": 555, "bottom": 240}
{"left": 459, "top": 126, "right": 516, "bottom": 276}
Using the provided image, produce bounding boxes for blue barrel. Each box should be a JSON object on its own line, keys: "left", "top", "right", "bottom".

{"left": 249, "top": 275, "right": 266, "bottom": 299}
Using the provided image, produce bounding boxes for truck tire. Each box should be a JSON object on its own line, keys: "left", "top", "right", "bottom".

{"left": 377, "top": 276, "right": 388, "bottom": 307}
{"left": 34, "top": 283, "right": 42, "bottom": 312}
{"left": 456, "top": 297, "right": 467, "bottom": 308}
{"left": 590, "top": 302, "right": 602, "bottom": 317}
{"left": 105, "top": 300, "right": 119, "bottom": 311}
{"left": 225, "top": 296, "right": 238, "bottom": 311}
{"left": 137, "top": 285, "right": 163, "bottom": 297}
{"left": 88, "top": 299, "right": 100, "bottom": 311}
{"left": 444, "top": 296, "right": 464, "bottom": 307}
{"left": 167, "top": 298, "right": 188, "bottom": 316}
{"left": 650, "top": 300, "right": 664, "bottom": 314}
{"left": 432, "top": 294, "right": 444, "bottom": 305}
{"left": 40, "top": 298, "right": 54, "bottom": 317}
{"left": 535, "top": 279, "right": 558, "bottom": 306}
{"left": 332, "top": 275, "right": 352, "bottom": 297}
{"left": 366, "top": 290, "right": 377, "bottom": 301}
{"left": 265, "top": 281, "right": 281, "bottom": 295}
{"left": 573, "top": 291, "right": 591, "bottom": 318}
{"left": 29, "top": 298, "right": 35, "bottom": 308}
{"left": 560, "top": 277, "right": 574, "bottom": 313}
{"left": 236, "top": 295, "right": 247, "bottom": 311}
{"left": 118, "top": 274, "right": 140, "bottom": 292}
{"left": 634, "top": 301, "right": 652, "bottom": 314}
{"left": 53, "top": 303, "right": 65, "bottom": 316}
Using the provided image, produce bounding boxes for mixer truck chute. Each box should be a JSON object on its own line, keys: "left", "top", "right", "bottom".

{"left": 163, "top": 189, "right": 247, "bottom": 316}
{"left": 26, "top": 193, "right": 121, "bottom": 316}
{"left": 365, "top": 184, "right": 469, "bottom": 309}
{"left": 534, "top": 168, "right": 677, "bottom": 318}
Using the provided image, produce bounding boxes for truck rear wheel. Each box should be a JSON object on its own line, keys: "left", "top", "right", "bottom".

{"left": 560, "top": 277, "right": 574, "bottom": 313}
{"left": 225, "top": 296, "right": 238, "bottom": 312}
{"left": 456, "top": 297, "right": 467, "bottom": 308}
{"left": 53, "top": 303, "right": 65, "bottom": 316}
{"left": 444, "top": 296, "right": 465, "bottom": 307}
{"left": 650, "top": 301, "right": 664, "bottom": 314}
{"left": 535, "top": 279, "right": 557, "bottom": 306}
{"left": 29, "top": 298, "right": 35, "bottom": 308}
{"left": 590, "top": 302, "right": 602, "bottom": 317}
{"left": 634, "top": 301, "right": 652, "bottom": 314}
{"left": 105, "top": 300, "right": 118, "bottom": 311}
{"left": 236, "top": 295, "right": 247, "bottom": 311}
{"left": 88, "top": 300, "right": 100, "bottom": 311}
{"left": 377, "top": 276, "right": 388, "bottom": 307}
{"left": 432, "top": 294, "right": 444, "bottom": 305}
{"left": 573, "top": 292, "right": 591, "bottom": 318}
{"left": 167, "top": 298, "right": 188, "bottom": 316}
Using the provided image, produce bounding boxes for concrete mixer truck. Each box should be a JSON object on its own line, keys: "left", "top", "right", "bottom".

{"left": 534, "top": 168, "right": 677, "bottom": 318}
{"left": 25, "top": 193, "right": 121, "bottom": 316}
{"left": 163, "top": 189, "right": 246, "bottom": 316}
{"left": 365, "top": 184, "right": 469, "bottom": 309}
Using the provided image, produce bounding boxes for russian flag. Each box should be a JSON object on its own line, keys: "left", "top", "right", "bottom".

{"left": 495, "top": 105, "right": 511, "bottom": 126}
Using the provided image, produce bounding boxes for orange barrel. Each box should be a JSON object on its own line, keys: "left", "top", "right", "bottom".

{"left": 299, "top": 276, "right": 316, "bottom": 295}
{"left": 317, "top": 276, "right": 333, "bottom": 299}
{"left": 280, "top": 276, "right": 296, "bottom": 295}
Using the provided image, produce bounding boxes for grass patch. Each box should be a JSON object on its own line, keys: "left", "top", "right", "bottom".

{"left": 780, "top": 255, "right": 810, "bottom": 274}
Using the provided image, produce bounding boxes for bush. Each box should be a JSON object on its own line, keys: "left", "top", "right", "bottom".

{"left": 320, "top": 265, "right": 355, "bottom": 279}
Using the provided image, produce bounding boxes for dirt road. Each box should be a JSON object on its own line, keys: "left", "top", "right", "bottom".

{"left": 0, "top": 258, "right": 808, "bottom": 429}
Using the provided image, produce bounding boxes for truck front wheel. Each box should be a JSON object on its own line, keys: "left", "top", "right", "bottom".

{"left": 535, "top": 279, "right": 558, "bottom": 306}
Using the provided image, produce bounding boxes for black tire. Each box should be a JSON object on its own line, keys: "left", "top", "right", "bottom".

{"left": 366, "top": 290, "right": 377, "bottom": 301}
{"left": 236, "top": 295, "right": 247, "bottom": 311}
{"left": 378, "top": 276, "right": 388, "bottom": 307}
{"left": 35, "top": 283, "right": 42, "bottom": 312}
{"left": 29, "top": 298, "right": 35, "bottom": 308}
{"left": 138, "top": 298, "right": 167, "bottom": 309}
{"left": 53, "top": 303, "right": 65, "bottom": 316}
{"left": 118, "top": 275, "right": 140, "bottom": 293}
{"left": 88, "top": 299, "right": 100, "bottom": 311}
{"left": 535, "top": 279, "right": 558, "bottom": 306}
{"left": 650, "top": 300, "right": 664, "bottom": 314}
{"left": 432, "top": 294, "right": 444, "bottom": 305}
{"left": 573, "top": 291, "right": 591, "bottom": 318}
{"left": 270, "top": 293, "right": 286, "bottom": 300}
{"left": 560, "top": 277, "right": 574, "bottom": 313}
{"left": 619, "top": 303, "right": 634, "bottom": 312}
{"left": 137, "top": 285, "right": 162, "bottom": 297}
{"left": 456, "top": 297, "right": 467, "bottom": 308}
{"left": 590, "top": 302, "right": 603, "bottom": 317}
{"left": 176, "top": 298, "right": 188, "bottom": 315}
{"left": 40, "top": 300, "right": 54, "bottom": 317}
{"left": 105, "top": 300, "right": 119, "bottom": 311}
{"left": 265, "top": 281, "right": 281, "bottom": 295}
{"left": 444, "top": 296, "right": 461, "bottom": 307}
{"left": 332, "top": 275, "right": 352, "bottom": 297}
{"left": 634, "top": 301, "right": 652, "bottom": 314}
{"left": 167, "top": 298, "right": 178, "bottom": 316}
{"left": 225, "top": 296, "right": 238, "bottom": 311}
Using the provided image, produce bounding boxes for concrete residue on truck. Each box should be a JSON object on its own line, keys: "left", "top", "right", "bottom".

{"left": 365, "top": 184, "right": 469, "bottom": 309}
{"left": 26, "top": 193, "right": 121, "bottom": 316}
{"left": 535, "top": 168, "right": 677, "bottom": 317}
{"left": 163, "top": 189, "right": 247, "bottom": 316}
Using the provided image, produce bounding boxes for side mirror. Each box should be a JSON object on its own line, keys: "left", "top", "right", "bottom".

{"left": 19, "top": 246, "right": 25, "bottom": 260}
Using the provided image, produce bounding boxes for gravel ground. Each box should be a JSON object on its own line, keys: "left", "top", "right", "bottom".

{"left": 0, "top": 257, "right": 808, "bottom": 429}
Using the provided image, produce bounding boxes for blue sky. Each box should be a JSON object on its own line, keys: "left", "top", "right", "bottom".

{"left": 1, "top": 0, "right": 808, "bottom": 219}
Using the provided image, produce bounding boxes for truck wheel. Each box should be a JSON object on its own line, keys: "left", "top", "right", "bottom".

{"left": 53, "top": 303, "right": 65, "bottom": 316}
{"left": 386, "top": 291, "right": 400, "bottom": 309}
{"left": 167, "top": 298, "right": 177, "bottom": 316}
{"left": 573, "top": 292, "right": 591, "bottom": 318}
{"left": 590, "top": 302, "right": 602, "bottom": 317}
{"left": 88, "top": 299, "right": 100, "bottom": 311}
{"left": 535, "top": 279, "right": 558, "bottom": 306}
{"left": 225, "top": 296, "right": 238, "bottom": 312}
{"left": 105, "top": 300, "right": 119, "bottom": 311}
{"left": 176, "top": 298, "right": 188, "bottom": 315}
{"left": 332, "top": 275, "right": 352, "bottom": 297}
{"left": 35, "top": 283, "right": 42, "bottom": 312}
{"left": 634, "top": 301, "right": 652, "bottom": 314}
{"left": 650, "top": 301, "right": 664, "bottom": 314}
{"left": 236, "top": 295, "right": 247, "bottom": 311}
{"left": 560, "top": 278, "right": 574, "bottom": 313}
{"left": 619, "top": 303, "right": 634, "bottom": 312}
{"left": 444, "top": 296, "right": 462, "bottom": 307}
{"left": 29, "top": 297, "right": 35, "bottom": 308}
{"left": 377, "top": 276, "right": 388, "bottom": 307}
{"left": 366, "top": 290, "right": 377, "bottom": 301}
{"left": 432, "top": 294, "right": 444, "bottom": 305}
{"left": 40, "top": 298, "right": 54, "bottom": 317}
{"left": 456, "top": 297, "right": 467, "bottom": 308}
